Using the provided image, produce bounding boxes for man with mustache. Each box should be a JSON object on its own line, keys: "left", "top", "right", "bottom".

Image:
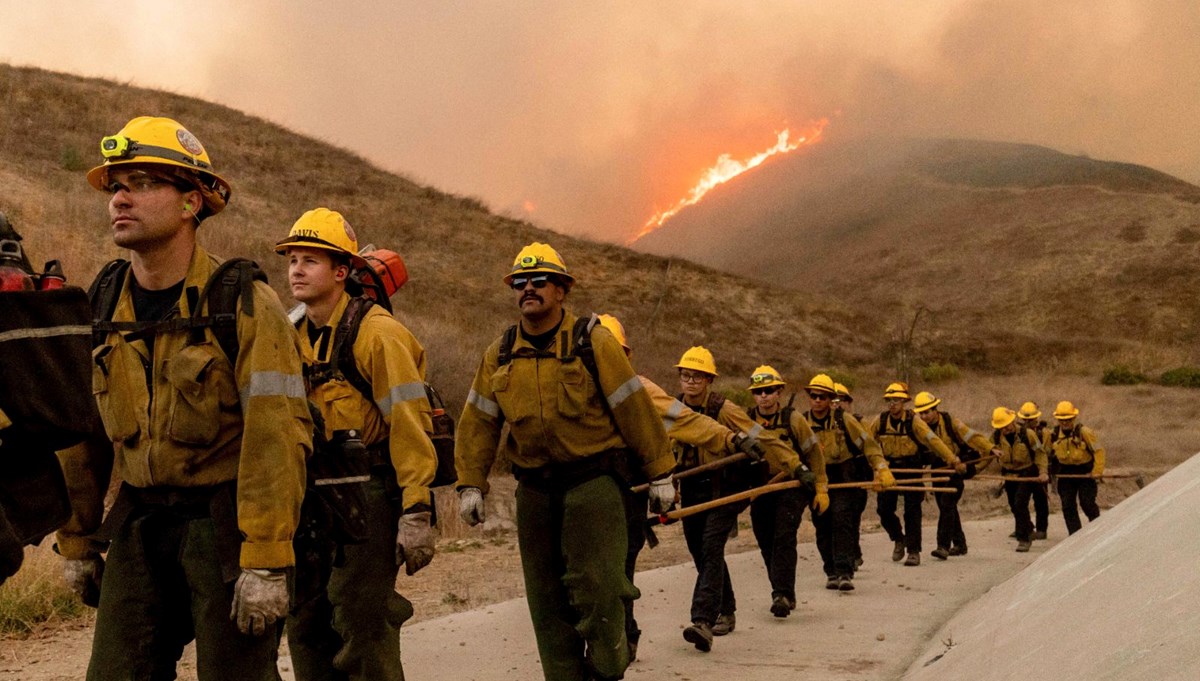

{"left": 455, "top": 243, "right": 675, "bottom": 681}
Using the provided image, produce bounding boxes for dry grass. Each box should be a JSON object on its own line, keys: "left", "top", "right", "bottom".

{"left": 0, "top": 542, "right": 89, "bottom": 637}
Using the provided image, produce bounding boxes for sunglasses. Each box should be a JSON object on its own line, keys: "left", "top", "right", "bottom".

{"left": 104, "top": 171, "right": 183, "bottom": 196}
{"left": 807, "top": 392, "right": 831, "bottom": 401}
{"left": 510, "top": 275, "right": 551, "bottom": 291}
{"left": 750, "top": 386, "right": 781, "bottom": 396}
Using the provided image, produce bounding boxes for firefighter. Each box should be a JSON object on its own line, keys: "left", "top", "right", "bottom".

{"left": 454, "top": 244, "right": 674, "bottom": 681}
{"left": 991, "top": 407, "right": 1049, "bottom": 551}
{"left": 672, "top": 349, "right": 813, "bottom": 650}
{"left": 56, "top": 116, "right": 310, "bottom": 680}
{"left": 833, "top": 383, "right": 863, "bottom": 422}
{"left": 277, "top": 208, "right": 437, "bottom": 680}
{"left": 865, "top": 383, "right": 964, "bottom": 566}
{"left": 1017, "top": 401, "right": 1051, "bottom": 539}
{"left": 832, "top": 382, "right": 870, "bottom": 568}
{"left": 1047, "top": 401, "right": 1105, "bottom": 535}
{"left": 596, "top": 314, "right": 763, "bottom": 661}
{"left": 913, "top": 391, "right": 998, "bottom": 559}
{"left": 804, "top": 374, "right": 893, "bottom": 590}
{"left": 744, "top": 366, "right": 828, "bottom": 614}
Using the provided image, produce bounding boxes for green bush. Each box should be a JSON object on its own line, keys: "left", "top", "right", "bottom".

{"left": 1101, "top": 365, "right": 1147, "bottom": 385}
{"left": 921, "top": 362, "right": 961, "bottom": 383}
{"left": 59, "top": 146, "right": 88, "bottom": 172}
{"left": 1159, "top": 366, "right": 1200, "bottom": 388}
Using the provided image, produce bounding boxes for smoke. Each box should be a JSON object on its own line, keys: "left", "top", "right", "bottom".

{"left": 1, "top": 0, "right": 1196, "bottom": 243}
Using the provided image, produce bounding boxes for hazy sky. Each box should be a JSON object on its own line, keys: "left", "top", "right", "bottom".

{"left": 3, "top": 0, "right": 1196, "bottom": 242}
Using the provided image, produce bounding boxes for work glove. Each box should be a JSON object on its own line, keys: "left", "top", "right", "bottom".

{"left": 1038, "top": 473, "right": 1049, "bottom": 484}
{"left": 730, "top": 432, "right": 765, "bottom": 461}
{"left": 812, "top": 484, "right": 830, "bottom": 515}
{"left": 648, "top": 475, "right": 675, "bottom": 514}
{"left": 62, "top": 555, "right": 105, "bottom": 608}
{"left": 792, "top": 465, "right": 816, "bottom": 493}
{"left": 875, "top": 468, "right": 896, "bottom": 489}
{"left": 230, "top": 568, "right": 288, "bottom": 636}
{"left": 952, "top": 459, "right": 968, "bottom": 475}
{"left": 458, "top": 487, "right": 486, "bottom": 526}
{"left": 396, "top": 511, "right": 435, "bottom": 576}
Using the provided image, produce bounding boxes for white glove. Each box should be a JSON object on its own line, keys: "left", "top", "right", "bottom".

{"left": 648, "top": 475, "right": 675, "bottom": 514}
{"left": 62, "top": 555, "right": 104, "bottom": 607}
{"left": 230, "top": 568, "right": 289, "bottom": 636}
{"left": 459, "top": 487, "right": 486, "bottom": 526}
{"left": 396, "top": 511, "right": 435, "bottom": 576}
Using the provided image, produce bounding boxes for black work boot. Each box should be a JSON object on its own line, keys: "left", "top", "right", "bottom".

{"left": 891, "top": 541, "right": 905, "bottom": 562}
{"left": 825, "top": 575, "right": 839, "bottom": 590}
{"left": 904, "top": 552, "right": 920, "bottom": 566}
{"left": 1016, "top": 540, "right": 1032, "bottom": 553}
{"left": 838, "top": 575, "right": 855, "bottom": 591}
{"left": 711, "top": 612, "right": 736, "bottom": 635}
{"left": 948, "top": 545, "right": 968, "bottom": 556}
{"left": 684, "top": 620, "right": 714, "bottom": 652}
{"left": 931, "top": 547, "right": 950, "bottom": 560}
{"left": 1032, "top": 530, "right": 1047, "bottom": 540}
{"left": 770, "top": 596, "right": 791, "bottom": 617}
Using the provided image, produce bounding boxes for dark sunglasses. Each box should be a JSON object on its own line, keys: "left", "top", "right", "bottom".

{"left": 807, "top": 392, "right": 831, "bottom": 401}
{"left": 510, "top": 275, "right": 551, "bottom": 291}
{"left": 750, "top": 386, "right": 781, "bottom": 396}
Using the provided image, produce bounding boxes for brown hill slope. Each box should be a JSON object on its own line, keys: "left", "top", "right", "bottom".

{"left": 0, "top": 64, "right": 872, "bottom": 403}
{"left": 633, "top": 138, "right": 1200, "bottom": 370}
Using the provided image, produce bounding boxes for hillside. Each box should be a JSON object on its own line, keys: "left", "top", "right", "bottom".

{"left": 0, "top": 64, "right": 872, "bottom": 404}
{"left": 633, "top": 138, "right": 1200, "bottom": 371}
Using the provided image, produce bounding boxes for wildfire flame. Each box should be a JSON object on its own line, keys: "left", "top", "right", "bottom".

{"left": 629, "top": 119, "right": 828, "bottom": 244}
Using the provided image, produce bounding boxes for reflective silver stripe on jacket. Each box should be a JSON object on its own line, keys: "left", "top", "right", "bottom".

{"left": 377, "top": 381, "right": 427, "bottom": 414}
{"left": 747, "top": 423, "right": 764, "bottom": 440}
{"left": 662, "top": 399, "right": 687, "bottom": 433}
{"left": 605, "top": 375, "right": 643, "bottom": 410}
{"left": 466, "top": 389, "right": 500, "bottom": 419}
{"left": 242, "top": 371, "right": 306, "bottom": 403}
{"left": 0, "top": 324, "right": 91, "bottom": 343}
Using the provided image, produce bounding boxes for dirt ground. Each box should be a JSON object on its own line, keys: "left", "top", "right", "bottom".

{"left": 0, "top": 471, "right": 1149, "bottom": 681}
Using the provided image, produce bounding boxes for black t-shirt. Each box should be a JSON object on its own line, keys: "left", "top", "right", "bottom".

{"left": 131, "top": 277, "right": 184, "bottom": 355}
{"left": 519, "top": 313, "right": 565, "bottom": 352}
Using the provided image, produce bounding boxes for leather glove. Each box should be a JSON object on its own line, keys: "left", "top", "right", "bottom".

{"left": 812, "top": 485, "right": 830, "bottom": 515}
{"left": 648, "top": 475, "right": 675, "bottom": 514}
{"left": 953, "top": 459, "right": 968, "bottom": 475}
{"left": 230, "top": 568, "right": 288, "bottom": 636}
{"left": 730, "top": 432, "right": 765, "bottom": 461}
{"left": 63, "top": 555, "right": 105, "bottom": 608}
{"left": 792, "top": 466, "right": 816, "bottom": 493}
{"left": 876, "top": 468, "right": 896, "bottom": 489}
{"left": 458, "top": 487, "right": 486, "bottom": 526}
{"left": 396, "top": 511, "right": 435, "bottom": 576}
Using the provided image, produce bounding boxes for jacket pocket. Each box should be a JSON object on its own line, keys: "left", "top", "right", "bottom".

{"left": 556, "top": 362, "right": 588, "bottom": 419}
{"left": 92, "top": 344, "right": 142, "bottom": 443}
{"left": 314, "top": 380, "right": 362, "bottom": 441}
{"left": 490, "top": 364, "right": 533, "bottom": 423}
{"left": 164, "top": 344, "right": 222, "bottom": 446}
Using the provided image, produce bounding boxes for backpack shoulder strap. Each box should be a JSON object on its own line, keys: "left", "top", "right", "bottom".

{"left": 1018, "top": 427, "right": 1034, "bottom": 455}
{"left": 497, "top": 324, "right": 519, "bottom": 367}
{"left": 834, "top": 409, "right": 863, "bottom": 457}
{"left": 940, "top": 412, "right": 969, "bottom": 453}
{"left": 324, "top": 296, "right": 376, "bottom": 402}
{"left": 570, "top": 314, "right": 601, "bottom": 385}
{"left": 705, "top": 391, "right": 726, "bottom": 419}
{"left": 88, "top": 259, "right": 131, "bottom": 345}
{"left": 195, "top": 258, "right": 267, "bottom": 366}
{"left": 781, "top": 406, "right": 800, "bottom": 448}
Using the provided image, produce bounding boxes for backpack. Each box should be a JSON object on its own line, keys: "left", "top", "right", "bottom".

{"left": 1049, "top": 424, "right": 1095, "bottom": 457}
{"left": 992, "top": 427, "right": 1036, "bottom": 461}
{"left": 304, "top": 295, "right": 458, "bottom": 488}
{"left": 876, "top": 410, "right": 924, "bottom": 449}
{"left": 938, "top": 412, "right": 981, "bottom": 462}
{"left": 497, "top": 314, "right": 601, "bottom": 384}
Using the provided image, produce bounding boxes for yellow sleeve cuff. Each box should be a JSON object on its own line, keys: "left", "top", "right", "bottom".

{"left": 239, "top": 540, "right": 296, "bottom": 569}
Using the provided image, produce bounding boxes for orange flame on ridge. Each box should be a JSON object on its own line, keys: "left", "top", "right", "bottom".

{"left": 629, "top": 119, "right": 828, "bottom": 244}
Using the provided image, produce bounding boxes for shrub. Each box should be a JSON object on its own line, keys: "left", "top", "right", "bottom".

{"left": 0, "top": 545, "right": 88, "bottom": 635}
{"left": 59, "top": 146, "right": 87, "bottom": 172}
{"left": 1101, "top": 365, "right": 1147, "bottom": 385}
{"left": 1159, "top": 366, "right": 1200, "bottom": 388}
{"left": 921, "top": 362, "right": 961, "bottom": 383}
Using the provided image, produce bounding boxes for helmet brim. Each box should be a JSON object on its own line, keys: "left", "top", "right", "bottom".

{"left": 88, "top": 159, "right": 231, "bottom": 216}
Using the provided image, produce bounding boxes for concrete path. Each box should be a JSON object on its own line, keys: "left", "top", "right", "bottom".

{"left": 403, "top": 515, "right": 1062, "bottom": 680}
{"left": 904, "top": 455, "right": 1200, "bottom": 681}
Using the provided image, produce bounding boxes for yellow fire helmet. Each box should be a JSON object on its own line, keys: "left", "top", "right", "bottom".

{"left": 676, "top": 346, "right": 718, "bottom": 376}
{"left": 883, "top": 382, "right": 910, "bottom": 400}
{"left": 806, "top": 373, "right": 836, "bottom": 395}
{"left": 87, "top": 116, "right": 232, "bottom": 217}
{"left": 748, "top": 365, "right": 785, "bottom": 390}
{"left": 913, "top": 391, "right": 941, "bottom": 413}
{"left": 834, "top": 383, "right": 852, "bottom": 401}
{"left": 1053, "top": 400, "right": 1080, "bottom": 420}
{"left": 1018, "top": 401, "right": 1042, "bottom": 420}
{"left": 596, "top": 314, "right": 630, "bottom": 353}
{"left": 504, "top": 242, "right": 574, "bottom": 285}
{"left": 992, "top": 406, "right": 1017, "bottom": 429}
{"left": 274, "top": 208, "right": 366, "bottom": 267}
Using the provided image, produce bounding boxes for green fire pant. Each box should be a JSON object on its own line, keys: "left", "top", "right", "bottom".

{"left": 516, "top": 474, "right": 635, "bottom": 681}
{"left": 87, "top": 510, "right": 281, "bottom": 681}
{"left": 287, "top": 472, "right": 413, "bottom": 681}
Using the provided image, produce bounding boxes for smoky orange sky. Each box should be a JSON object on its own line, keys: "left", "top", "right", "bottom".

{"left": 2, "top": 0, "right": 1197, "bottom": 243}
